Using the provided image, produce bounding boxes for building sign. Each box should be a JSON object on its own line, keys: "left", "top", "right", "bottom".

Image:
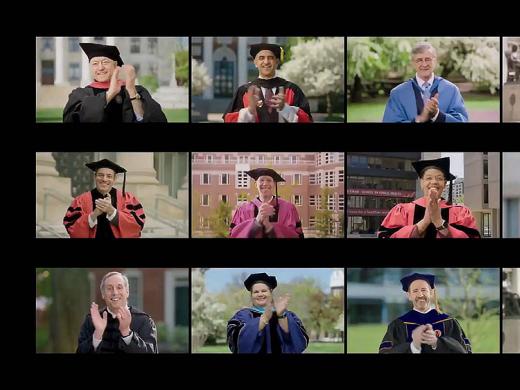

{"left": 347, "top": 188, "right": 415, "bottom": 198}
{"left": 348, "top": 208, "right": 389, "bottom": 216}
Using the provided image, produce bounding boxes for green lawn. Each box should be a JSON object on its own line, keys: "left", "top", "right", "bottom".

{"left": 195, "top": 341, "right": 344, "bottom": 354}
{"left": 347, "top": 317, "right": 500, "bottom": 353}
{"left": 35, "top": 108, "right": 188, "bottom": 123}
{"left": 347, "top": 93, "right": 499, "bottom": 122}
{"left": 36, "top": 108, "right": 63, "bottom": 122}
{"left": 164, "top": 108, "right": 189, "bottom": 122}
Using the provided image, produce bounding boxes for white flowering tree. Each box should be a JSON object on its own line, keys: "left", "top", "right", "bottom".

{"left": 191, "top": 58, "right": 212, "bottom": 96}
{"left": 191, "top": 268, "right": 226, "bottom": 351}
{"left": 279, "top": 37, "right": 344, "bottom": 118}
{"left": 347, "top": 37, "right": 500, "bottom": 102}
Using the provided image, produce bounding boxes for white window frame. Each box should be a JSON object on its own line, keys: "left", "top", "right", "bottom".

{"left": 201, "top": 173, "right": 210, "bottom": 185}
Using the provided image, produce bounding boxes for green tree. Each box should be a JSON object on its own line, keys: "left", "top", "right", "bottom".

{"left": 315, "top": 187, "right": 334, "bottom": 237}
{"left": 139, "top": 74, "right": 159, "bottom": 93}
{"left": 36, "top": 268, "right": 52, "bottom": 352}
{"left": 320, "top": 294, "right": 344, "bottom": 339}
{"left": 49, "top": 268, "right": 90, "bottom": 352}
{"left": 347, "top": 37, "right": 500, "bottom": 102}
{"left": 280, "top": 37, "right": 344, "bottom": 118}
{"left": 441, "top": 268, "right": 500, "bottom": 352}
{"left": 175, "top": 50, "right": 189, "bottom": 86}
{"left": 289, "top": 278, "right": 325, "bottom": 339}
{"left": 209, "top": 200, "right": 233, "bottom": 237}
{"left": 192, "top": 268, "right": 226, "bottom": 351}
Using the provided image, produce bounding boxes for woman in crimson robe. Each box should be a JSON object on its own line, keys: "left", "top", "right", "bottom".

{"left": 378, "top": 157, "right": 480, "bottom": 239}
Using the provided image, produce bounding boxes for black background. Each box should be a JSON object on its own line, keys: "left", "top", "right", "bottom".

{"left": 26, "top": 6, "right": 520, "bottom": 380}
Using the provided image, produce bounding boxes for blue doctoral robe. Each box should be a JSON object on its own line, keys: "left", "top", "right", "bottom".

{"left": 382, "top": 77, "right": 468, "bottom": 123}
{"left": 227, "top": 308, "right": 309, "bottom": 354}
{"left": 379, "top": 309, "right": 471, "bottom": 353}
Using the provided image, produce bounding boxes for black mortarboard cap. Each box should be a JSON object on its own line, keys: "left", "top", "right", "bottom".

{"left": 244, "top": 273, "right": 278, "bottom": 291}
{"left": 86, "top": 158, "right": 127, "bottom": 195}
{"left": 411, "top": 157, "right": 456, "bottom": 181}
{"left": 79, "top": 43, "right": 124, "bottom": 66}
{"left": 412, "top": 157, "right": 456, "bottom": 205}
{"left": 250, "top": 43, "right": 283, "bottom": 61}
{"left": 245, "top": 168, "right": 285, "bottom": 183}
{"left": 246, "top": 167, "right": 284, "bottom": 201}
{"left": 400, "top": 272, "right": 436, "bottom": 292}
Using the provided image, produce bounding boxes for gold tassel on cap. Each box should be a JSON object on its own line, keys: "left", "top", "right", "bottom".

{"left": 433, "top": 289, "right": 442, "bottom": 313}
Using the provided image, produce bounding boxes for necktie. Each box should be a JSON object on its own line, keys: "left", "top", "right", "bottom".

{"left": 422, "top": 82, "right": 431, "bottom": 104}
{"left": 264, "top": 88, "right": 274, "bottom": 113}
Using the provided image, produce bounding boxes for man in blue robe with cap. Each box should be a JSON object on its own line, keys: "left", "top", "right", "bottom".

{"left": 379, "top": 272, "right": 471, "bottom": 353}
{"left": 382, "top": 42, "right": 468, "bottom": 123}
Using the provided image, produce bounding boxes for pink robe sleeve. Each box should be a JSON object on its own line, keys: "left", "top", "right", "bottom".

{"left": 445, "top": 206, "right": 480, "bottom": 238}
{"left": 63, "top": 195, "right": 93, "bottom": 238}
{"left": 378, "top": 204, "right": 417, "bottom": 238}
{"left": 229, "top": 205, "right": 260, "bottom": 238}
{"left": 271, "top": 203, "right": 302, "bottom": 238}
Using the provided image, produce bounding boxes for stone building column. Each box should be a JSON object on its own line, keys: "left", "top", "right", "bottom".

{"left": 54, "top": 37, "right": 67, "bottom": 85}
{"left": 80, "top": 37, "right": 93, "bottom": 86}
{"left": 36, "top": 153, "right": 72, "bottom": 228}
{"left": 238, "top": 37, "right": 247, "bottom": 86}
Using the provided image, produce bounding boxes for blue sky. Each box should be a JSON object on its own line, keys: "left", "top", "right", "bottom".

{"left": 204, "top": 268, "right": 339, "bottom": 294}
{"left": 441, "top": 152, "right": 464, "bottom": 178}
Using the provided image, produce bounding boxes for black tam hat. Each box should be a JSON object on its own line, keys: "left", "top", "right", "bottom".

{"left": 86, "top": 158, "right": 127, "bottom": 195}
{"left": 250, "top": 43, "right": 283, "bottom": 62}
{"left": 412, "top": 157, "right": 456, "bottom": 205}
{"left": 245, "top": 167, "right": 285, "bottom": 200}
{"left": 244, "top": 273, "right": 278, "bottom": 291}
{"left": 400, "top": 272, "right": 436, "bottom": 292}
{"left": 79, "top": 43, "right": 124, "bottom": 66}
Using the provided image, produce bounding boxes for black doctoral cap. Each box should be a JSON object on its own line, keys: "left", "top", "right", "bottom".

{"left": 250, "top": 43, "right": 284, "bottom": 62}
{"left": 245, "top": 168, "right": 285, "bottom": 199}
{"left": 400, "top": 272, "right": 436, "bottom": 292}
{"left": 244, "top": 273, "right": 278, "bottom": 291}
{"left": 412, "top": 157, "right": 456, "bottom": 205}
{"left": 79, "top": 43, "right": 124, "bottom": 66}
{"left": 86, "top": 158, "right": 127, "bottom": 195}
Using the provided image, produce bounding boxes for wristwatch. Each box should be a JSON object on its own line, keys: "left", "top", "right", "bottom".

{"left": 277, "top": 311, "right": 287, "bottom": 319}
{"left": 130, "top": 93, "right": 141, "bottom": 101}
{"left": 435, "top": 219, "right": 448, "bottom": 231}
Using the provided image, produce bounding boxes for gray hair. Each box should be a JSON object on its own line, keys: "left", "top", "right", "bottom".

{"left": 412, "top": 42, "right": 437, "bottom": 57}
{"left": 100, "top": 271, "right": 129, "bottom": 294}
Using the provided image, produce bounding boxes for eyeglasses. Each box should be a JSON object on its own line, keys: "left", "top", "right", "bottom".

{"left": 414, "top": 57, "right": 434, "bottom": 64}
{"left": 95, "top": 173, "right": 115, "bottom": 180}
{"left": 91, "top": 59, "right": 115, "bottom": 67}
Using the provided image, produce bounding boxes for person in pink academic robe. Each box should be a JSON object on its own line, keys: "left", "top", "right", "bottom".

{"left": 229, "top": 168, "right": 304, "bottom": 238}
{"left": 378, "top": 157, "right": 480, "bottom": 239}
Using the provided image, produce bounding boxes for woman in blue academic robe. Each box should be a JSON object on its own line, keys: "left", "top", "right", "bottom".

{"left": 227, "top": 273, "right": 309, "bottom": 354}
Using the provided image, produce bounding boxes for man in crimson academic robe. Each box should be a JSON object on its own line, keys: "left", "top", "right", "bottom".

{"left": 223, "top": 43, "right": 312, "bottom": 123}
{"left": 63, "top": 158, "right": 145, "bottom": 238}
{"left": 229, "top": 168, "right": 304, "bottom": 238}
{"left": 63, "top": 42, "right": 166, "bottom": 123}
